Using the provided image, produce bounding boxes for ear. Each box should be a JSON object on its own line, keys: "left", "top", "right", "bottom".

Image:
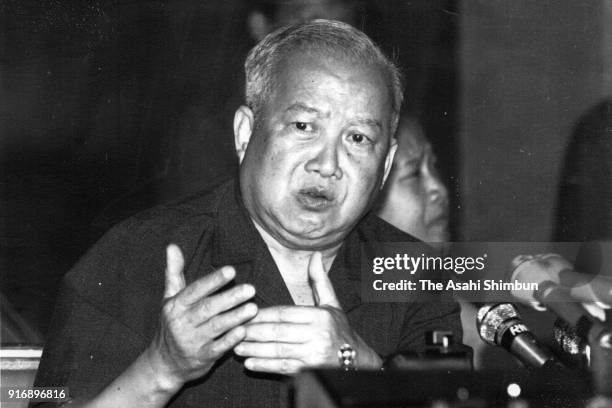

{"left": 234, "top": 105, "right": 255, "bottom": 164}
{"left": 381, "top": 138, "right": 398, "bottom": 188}
{"left": 247, "top": 11, "right": 273, "bottom": 42}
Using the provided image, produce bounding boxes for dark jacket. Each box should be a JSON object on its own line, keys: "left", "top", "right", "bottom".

{"left": 33, "top": 178, "right": 462, "bottom": 407}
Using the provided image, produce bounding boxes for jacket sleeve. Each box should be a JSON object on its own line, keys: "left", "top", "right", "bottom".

{"left": 29, "top": 221, "right": 159, "bottom": 407}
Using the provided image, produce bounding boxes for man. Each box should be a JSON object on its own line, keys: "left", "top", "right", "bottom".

{"left": 33, "top": 20, "right": 461, "bottom": 407}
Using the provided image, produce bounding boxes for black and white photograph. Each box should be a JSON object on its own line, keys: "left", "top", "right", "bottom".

{"left": 1, "top": 1, "right": 611, "bottom": 407}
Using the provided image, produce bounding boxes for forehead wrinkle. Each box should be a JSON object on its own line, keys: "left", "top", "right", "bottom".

{"left": 271, "top": 52, "right": 392, "bottom": 135}
{"left": 284, "top": 102, "right": 329, "bottom": 118}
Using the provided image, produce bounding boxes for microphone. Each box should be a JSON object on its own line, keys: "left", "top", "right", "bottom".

{"left": 553, "top": 318, "right": 591, "bottom": 370}
{"left": 554, "top": 318, "right": 588, "bottom": 357}
{"left": 476, "top": 303, "right": 558, "bottom": 368}
{"left": 532, "top": 281, "right": 612, "bottom": 395}
{"left": 531, "top": 281, "right": 610, "bottom": 346}
{"left": 509, "top": 253, "right": 612, "bottom": 307}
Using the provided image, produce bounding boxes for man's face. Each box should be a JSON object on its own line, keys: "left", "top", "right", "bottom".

{"left": 236, "top": 52, "right": 396, "bottom": 250}
{"left": 377, "top": 122, "right": 450, "bottom": 242}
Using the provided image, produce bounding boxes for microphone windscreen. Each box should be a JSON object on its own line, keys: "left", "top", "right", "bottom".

{"left": 553, "top": 318, "right": 587, "bottom": 355}
{"left": 476, "top": 303, "right": 519, "bottom": 345}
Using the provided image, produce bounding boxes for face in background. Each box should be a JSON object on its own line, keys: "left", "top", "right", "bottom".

{"left": 235, "top": 51, "right": 397, "bottom": 250}
{"left": 376, "top": 118, "right": 449, "bottom": 242}
{"left": 248, "top": 0, "right": 358, "bottom": 41}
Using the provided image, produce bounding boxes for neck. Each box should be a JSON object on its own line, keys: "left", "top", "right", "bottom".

{"left": 252, "top": 220, "right": 341, "bottom": 284}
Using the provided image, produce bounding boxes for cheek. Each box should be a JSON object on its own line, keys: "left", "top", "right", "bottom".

{"left": 389, "top": 201, "right": 425, "bottom": 237}
{"left": 262, "top": 141, "right": 302, "bottom": 177}
{"left": 345, "top": 154, "right": 385, "bottom": 190}
{"left": 396, "top": 183, "right": 424, "bottom": 210}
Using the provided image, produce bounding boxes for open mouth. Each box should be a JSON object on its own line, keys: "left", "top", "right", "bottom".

{"left": 296, "top": 186, "right": 335, "bottom": 210}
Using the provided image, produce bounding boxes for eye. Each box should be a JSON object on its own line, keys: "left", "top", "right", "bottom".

{"left": 293, "top": 122, "right": 313, "bottom": 132}
{"left": 399, "top": 164, "right": 421, "bottom": 181}
{"left": 407, "top": 168, "right": 421, "bottom": 178}
{"left": 348, "top": 133, "right": 372, "bottom": 145}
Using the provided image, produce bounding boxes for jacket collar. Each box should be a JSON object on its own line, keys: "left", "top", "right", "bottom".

{"left": 208, "top": 178, "right": 413, "bottom": 311}
{"left": 211, "top": 179, "right": 261, "bottom": 267}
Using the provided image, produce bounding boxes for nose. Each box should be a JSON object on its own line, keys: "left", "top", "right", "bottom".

{"left": 424, "top": 167, "right": 448, "bottom": 205}
{"left": 305, "top": 139, "right": 343, "bottom": 179}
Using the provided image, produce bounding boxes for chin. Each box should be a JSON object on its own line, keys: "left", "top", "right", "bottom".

{"left": 281, "top": 218, "right": 347, "bottom": 248}
{"left": 427, "top": 229, "right": 450, "bottom": 243}
{"left": 288, "top": 214, "right": 327, "bottom": 234}
{"left": 280, "top": 231, "right": 342, "bottom": 251}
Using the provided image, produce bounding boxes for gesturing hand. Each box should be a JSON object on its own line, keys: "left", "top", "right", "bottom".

{"left": 234, "top": 252, "right": 381, "bottom": 375}
{"left": 147, "top": 244, "right": 258, "bottom": 390}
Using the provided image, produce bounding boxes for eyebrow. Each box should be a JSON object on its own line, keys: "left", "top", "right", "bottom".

{"left": 352, "top": 118, "right": 382, "bottom": 130}
{"left": 283, "top": 104, "right": 382, "bottom": 129}
{"left": 284, "top": 103, "right": 323, "bottom": 116}
{"left": 398, "top": 157, "right": 421, "bottom": 168}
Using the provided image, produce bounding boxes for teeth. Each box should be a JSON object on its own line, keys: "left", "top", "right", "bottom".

{"left": 305, "top": 190, "right": 322, "bottom": 196}
{"left": 301, "top": 187, "right": 332, "bottom": 200}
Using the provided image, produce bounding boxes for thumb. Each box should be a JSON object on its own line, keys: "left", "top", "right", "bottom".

{"left": 308, "top": 251, "right": 341, "bottom": 309}
{"left": 164, "top": 244, "right": 186, "bottom": 299}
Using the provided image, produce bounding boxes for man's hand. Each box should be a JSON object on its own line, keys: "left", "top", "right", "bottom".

{"left": 234, "top": 252, "right": 381, "bottom": 375}
{"left": 146, "top": 244, "right": 258, "bottom": 391}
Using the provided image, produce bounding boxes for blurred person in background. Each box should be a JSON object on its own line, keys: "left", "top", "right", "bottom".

{"left": 375, "top": 116, "right": 495, "bottom": 368}
{"left": 555, "top": 98, "right": 612, "bottom": 243}
{"left": 376, "top": 115, "right": 450, "bottom": 243}
{"left": 554, "top": 99, "right": 612, "bottom": 321}
{"left": 247, "top": 0, "right": 361, "bottom": 41}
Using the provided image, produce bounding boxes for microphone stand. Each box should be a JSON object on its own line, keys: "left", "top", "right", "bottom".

{"left": 535, "top": 281, "right": 612, "bottom": 396}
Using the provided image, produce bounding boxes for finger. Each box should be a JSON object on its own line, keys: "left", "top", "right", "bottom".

{"left": 250, "top": 306, "right": 316, "bottom": 324}
{"left": 234, "top": 341, "right": 302, "bottom": 360}
{"left": 164, "top": 244, "right": 186, "bottom": 299}
{"left": 200, "top": 302, "right": 258, "bottom": 338}
{"left": 192, "top": 284, "right": 256, "bottom": 320}
{"left": 181, "top": 266, "right": 236, "bottom": 304}
{"left": 308, "top": 252, "right": 340, "bottom": 309}
{"left": 207, "top": 325, "right": 248, "bottom": 358}
{"left": 244, "top": 323, "right": 310, "bottom": 343}
{"left": 244, "top": 358, "right": 304, "bottom": 375}
{"left": 510, "top": 254, "right": 535, "bottom": 270}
